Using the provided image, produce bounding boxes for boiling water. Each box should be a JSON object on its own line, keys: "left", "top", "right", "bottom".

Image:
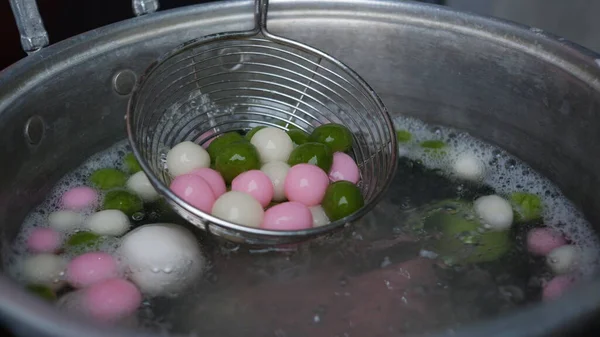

{"left": 5, "top": 115, "right": 600, "bottom": 337}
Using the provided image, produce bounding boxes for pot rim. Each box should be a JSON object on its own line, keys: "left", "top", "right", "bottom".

{"left": 0, "top": 1, "right": 599, "bottom": 336}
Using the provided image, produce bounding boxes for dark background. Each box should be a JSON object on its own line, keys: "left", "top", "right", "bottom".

{"left": 0, "top": 0, "right": 210, "bottom": 70}
{"left": 3, "top": 0, "right": 600, "bottom": 71}
{"left": 0, "top": 0, "right": 444, "bottom": 71}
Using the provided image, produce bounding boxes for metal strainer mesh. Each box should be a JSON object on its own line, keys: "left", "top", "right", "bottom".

{"left": 127, "top": 0, "right": 397, "bottom": 244}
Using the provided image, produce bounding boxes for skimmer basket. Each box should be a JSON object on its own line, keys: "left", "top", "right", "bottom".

{"left": 127, "top": 0, "right": 397, "bottom": 245}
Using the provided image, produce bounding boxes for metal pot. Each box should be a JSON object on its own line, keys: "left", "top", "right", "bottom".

{"left": 1, "top": 0, "right": 600, "bottom": 336}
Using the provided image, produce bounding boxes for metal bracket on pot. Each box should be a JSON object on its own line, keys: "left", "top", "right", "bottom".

{"left": 9, "top": 0, "right": 48, "bottom": 55}
{"left": 133, "top": 0, "right": 160, "bottom": 16}
{"left": 9, "top": 0, "right": 161, "bottom": 54}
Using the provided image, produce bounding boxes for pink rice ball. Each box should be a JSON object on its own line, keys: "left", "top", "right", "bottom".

{"left": 66, "top": 252, "right": 120, "bottom": 288}
{"left": 61, "top": 186, "right": 99, "bottom": 211}
{"left": 328, "top": 152, "right": 360, "bottom": 184}
{"left": 262, "top": 202, "right": 313, "bottom": 230}
{"left": 199, "top": 130, "right": 216, "bottom": 149}
{"left": 527, "top": 227, "right": 567, "bottom": 256}
{"left": 27, "top": 228, "right": 61, "bottom": 253}
{"left": 284, "top": 163, "right": 329, "bottom": 206}
{"left": 542, "top": 275, "right": 576, "bottom": 301}
{"left": 82, "top": 279, "right": 142, "bottom": 322}
{"left": 189, "top": 167, "right": 227, "bottom": 198}
{"left": 231, "top": 170, "right": 274, "bottom": 208}
{"left": 169, "top": 174, "right": 216, "bottom": 213}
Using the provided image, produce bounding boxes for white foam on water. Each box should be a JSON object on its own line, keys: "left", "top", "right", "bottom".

{"left": 6, "top": 140, "right": 131, "bottom": 283}
{"left": 6, "top": 113, "right": 600, "bottom": 335}
{"left": 394, "top": 116, "right": 600, "bottom": 275}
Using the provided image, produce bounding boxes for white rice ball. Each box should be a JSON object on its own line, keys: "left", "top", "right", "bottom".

{"left": 547, "top": 245, "right": 579, "bottom": 275}
{"left": 166, "top": 141, "right": 210, "bottom": 177}
{"left": 474, "top": 195, "right": 513, "bottom": 231}
{"left": 86, "top": 210, "right": 130, "bottom": 236}
{"left": 22, "top": 254, "right": 67, "bottom": 287}
{"left": 126, "top": 171, "right": 159, "bottom": 202}
{"left": 260, "top": 161, "right": 290, "bottom": 202}
{"left": 118, "top": 223, "right": 205, "bottom": 297}
{"left": 48, "top": 211, "right": 84, "bottom": 232}
{"left": 452, "top": 152, "right": 485, "bottom": 181}
{"left": 250, "top": 127, "right": 294, "bottom": 163}
{"left": 309, "top": 205, "right": 330, "bottom": 227}
{"left": 211, "top": 191, "right": 264, "bottom": 228}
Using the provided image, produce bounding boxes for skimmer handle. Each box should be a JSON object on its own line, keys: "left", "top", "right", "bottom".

{"left": 256, "top": 0, "right": 269, "bottom": 33}
{"left": 9, "top": 0, "right": 161, "bottom": 54}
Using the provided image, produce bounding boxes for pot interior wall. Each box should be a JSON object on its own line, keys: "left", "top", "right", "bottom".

{"left": 1, "top": 1, "right": 599, "bottom": 273}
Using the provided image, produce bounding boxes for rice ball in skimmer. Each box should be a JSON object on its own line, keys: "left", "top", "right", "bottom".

{"left": 166, "top": 141, "right": 211, "bottom": 177}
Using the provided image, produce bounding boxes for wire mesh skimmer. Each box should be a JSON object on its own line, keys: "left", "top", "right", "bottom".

{"left": 126, "top": 0, "right": 398, "bottom": 245}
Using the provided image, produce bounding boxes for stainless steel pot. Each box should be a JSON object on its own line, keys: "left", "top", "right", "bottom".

{"left": 1, "top": 0, "right": 600, "bottom": 336}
